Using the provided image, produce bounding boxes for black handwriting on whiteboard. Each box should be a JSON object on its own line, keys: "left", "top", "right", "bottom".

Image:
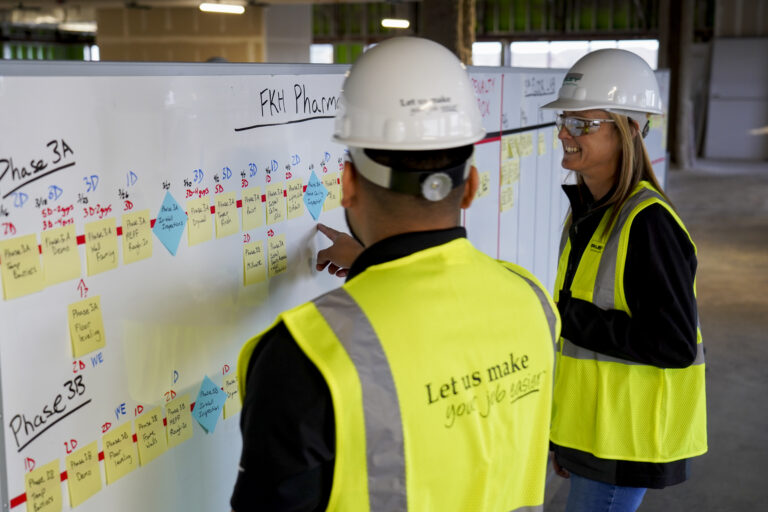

{"left": 8, "top": 375, "right": 90, "bottom": 452}
{"left": 0, "top": 139, "right": 75, "bottom": 200}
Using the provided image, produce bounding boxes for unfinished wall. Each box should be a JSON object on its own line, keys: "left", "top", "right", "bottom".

{"left": 96, "top": 7, "right": 265, "bottom": 62}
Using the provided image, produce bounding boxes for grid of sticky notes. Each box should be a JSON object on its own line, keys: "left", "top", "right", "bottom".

{"left": 17, "top": 389, "right": 216, "bottom": 509}
{"left": 0, "top": 171, "right": 342, "bottom": 301}
{"left": 500, "top": 135, "right": 524, "bottom": 213}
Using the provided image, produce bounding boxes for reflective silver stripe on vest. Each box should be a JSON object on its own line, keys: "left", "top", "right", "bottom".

{"left": 313, "top": 288, "right": 407, "bottom": 512}
{"left": 592, "top": 187, "right": 664, "bottom": 309}
{"left": 509, "top": 506, "right": 543, "bottom": 512}
{"left": 561, "top": 338, "right": 705, "bottom": 366}
{"left": 504, "top": 268, "right": 558, "bottom": 343}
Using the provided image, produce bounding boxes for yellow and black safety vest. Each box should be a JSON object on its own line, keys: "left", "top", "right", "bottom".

{"left": 239, "top": 238, "right": 557, "bottom": 512}
{"left": 551, "top": 181, "right": 707, "bottom": 462}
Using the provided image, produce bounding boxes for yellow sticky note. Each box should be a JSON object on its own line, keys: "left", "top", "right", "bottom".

{"left": 322, "top": 173, "right": 341, "bottom": 211}
{"left": 475, "top": 172, "right": 491, "bottom": 199}
{"left": 243, "top": 241, "right": 266, "bottom": 286}
{"left": 121, "top": 210, "right": 152, "bottom": 264}
{"left": 102, "top": 422, "right": 137, "bottom": 485}
{"left": 215, "top": 192, "right": 239, "bottom": 238}
{"left": 509, "top": 135, "right": 521, "bottom": 159}
{"left": 68, "top": 296, "right": 106, "bottom": 358}
{"left": 501, "top": 158, "right": 520, "bottom": 186}
{"left": 500, "top": 186, "right": 516, "bottom": 212}
{"left": 266, "top": 183, "right": 285, "bottom": 225}
{"left": 187, "top": 197, "right": 212, "bottom": 246}
{"left": 241, "top": 187, "right": 264, "bottom": 231}
{"left": 538, "top": 132, "right": 547, "bottom": 156}
{"left": 223, "top": 374, "right": 242, "bottom": 419}
{"left": 519, "top": 133, "right": 534, "bottom": 157}
{"left": 84, "top": 218, "right": 118, "bottom": 276}
{"left": 268, "top": 234, "right": 288, "bottom": 277}
{"left": 553, "top": 126, "right": 560, "bottom": 149}
{"left": 136, "top": 407, "right": 168, "bottom": 466}
{"left": 41, "top": 225, "right": 81, "bottom": 286}
{"left": 166, "top": 394, "right": 194, "bottom": 449}
{"left": 0, "top": 233, "right": 44, "bottom": 300}
{"left": 501, "top": 135, "right": 514, "bottom": 159}
{"left": 286, "top": 179, "right": 304, "bottom": 220}
{"left": 65, "top": 441, "right": 101, "bottom": 507}
{"left": 24, "top": 459, "right": 62, "bottom": 512}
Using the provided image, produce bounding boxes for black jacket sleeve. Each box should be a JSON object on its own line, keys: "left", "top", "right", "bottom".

{"left": 558, "top": 204, "right": 699, "bottom": 368}
{"left": 230, "top": 322, "right": 335, "bottom": 512}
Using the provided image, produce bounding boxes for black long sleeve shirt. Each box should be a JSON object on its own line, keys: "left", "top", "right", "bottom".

{"left": 552, "top": 183, "right": 699, "bottom": 488}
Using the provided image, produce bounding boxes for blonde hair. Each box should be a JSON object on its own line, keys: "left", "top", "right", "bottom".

{"left": 574, "top": 112, "right": 672, "bottom": 235}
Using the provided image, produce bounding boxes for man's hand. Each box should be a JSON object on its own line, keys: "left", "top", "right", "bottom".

{"left": 316, "top": 223, "right": 364, "bottom": 278}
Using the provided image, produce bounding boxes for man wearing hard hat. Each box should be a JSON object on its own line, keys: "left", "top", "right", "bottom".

{"left": 231, "top": 37, "right": 558, "bottom": 512}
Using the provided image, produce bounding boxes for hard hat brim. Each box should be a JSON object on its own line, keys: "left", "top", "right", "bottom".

{"left": 539, "top": 97, "right": 663, "bottom": 115}
{"left": 333, "top": 131, "right": 486, "bottom": 151}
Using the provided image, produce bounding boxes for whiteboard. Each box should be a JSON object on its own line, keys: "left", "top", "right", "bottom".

{"left": 0, "top": 62, "right": 669, "bottom": 512}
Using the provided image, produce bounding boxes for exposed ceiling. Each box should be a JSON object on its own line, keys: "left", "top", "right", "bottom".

{"left": 0, "top": 0, "right": 400, "bottom": 28}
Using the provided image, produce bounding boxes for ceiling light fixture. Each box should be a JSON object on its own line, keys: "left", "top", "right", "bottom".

{"left": 199, "top": 2, "right": 245, "bottom": 15}
{"left": 381, "top": 18, "right": 410, "bottom": 29}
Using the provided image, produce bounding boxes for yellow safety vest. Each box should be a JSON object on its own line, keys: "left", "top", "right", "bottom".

{"left": 239, "top": 238, "right": 557, "bottom": 512}
{"left": 551, "top": 181, "right": 707, "bottom": 463}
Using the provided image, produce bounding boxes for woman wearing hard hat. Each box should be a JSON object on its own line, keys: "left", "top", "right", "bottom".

{"left": 540, "top": 49, "right": 707, "bottom": 512}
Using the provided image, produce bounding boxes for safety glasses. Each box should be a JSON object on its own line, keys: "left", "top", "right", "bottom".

{"left": 556, "top": 114, "right": 615, "bottom": 137}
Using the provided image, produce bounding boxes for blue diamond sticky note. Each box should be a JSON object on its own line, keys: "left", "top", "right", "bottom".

{"left": 152, "top": 191, "right": 187, "bottom": 256}
{"left": 303, "top": 170, "right": 329, "bottom": 221}
{"left": 191, "top": 375, "right": 227, "bottom": 434}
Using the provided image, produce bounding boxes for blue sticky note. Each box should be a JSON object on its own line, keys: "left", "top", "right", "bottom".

{"left": 152, "top": 191, "right": 187, "bottom": 256}
{"left": 303, "top": 170, "right": 329, "bottom": 221}
{"left": 192, "top": 375, "right": 227, "bottom": 434}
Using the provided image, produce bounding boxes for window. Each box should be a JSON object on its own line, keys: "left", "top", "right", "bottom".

{"left": 310, "top": 44, "right": 334, "bottom": 64}
{"left": 472, "top": 41, "right": 502, "bottom": 66}
{"left": 509, "top": 39, "right": 658, "bottom": 69}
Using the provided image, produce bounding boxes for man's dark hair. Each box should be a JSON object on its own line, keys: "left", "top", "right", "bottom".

{"left": 364, "top": 144, "right": 474, "bottom": 172}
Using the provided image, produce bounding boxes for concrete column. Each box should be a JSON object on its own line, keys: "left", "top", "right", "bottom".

{"left": 420, "top": 0, "right": 475, "bottom": 64}
{"left": 676, "top": 0, "right": 696, "bottom": 169}
{"left": 264, "top": 4, "right": 311, "bottom": 63}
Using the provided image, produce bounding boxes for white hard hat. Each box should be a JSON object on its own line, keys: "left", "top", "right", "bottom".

{"left": 541, "top": 48, "right": 663, "bottom": 132}
{"left": 333, "top": 37, "right": 485, "bottom": 151}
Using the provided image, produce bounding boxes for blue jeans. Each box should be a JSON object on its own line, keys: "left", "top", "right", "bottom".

{"left": 565, "top": 473, "right": 647, "bottom": 512}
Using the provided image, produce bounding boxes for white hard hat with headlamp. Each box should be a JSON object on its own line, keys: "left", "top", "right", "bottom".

{"left": 540, "top": 48, "right": 663, "bottom": 137}
{"left": 333, "top": 37, "right": 485, "bottom": 201}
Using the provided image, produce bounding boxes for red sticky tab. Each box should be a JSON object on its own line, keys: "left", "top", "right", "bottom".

{"left": 76, "top": 235, "right": 86, "bottom": 245}
{"left": 261, "top": 195, "right": 267, "bottom": 202}
{"left": 116, "top": 226, "right": 123, "bottom": 236}
{"left": 209, "top": 205, "right": 216, "bottom": 214}
{"left": 236, "top": 200, "right": 242, "bottom": 208}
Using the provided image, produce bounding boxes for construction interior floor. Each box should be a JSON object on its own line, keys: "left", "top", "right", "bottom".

{"left": 545, "top": 159, "right": 768, "bottom": 511}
